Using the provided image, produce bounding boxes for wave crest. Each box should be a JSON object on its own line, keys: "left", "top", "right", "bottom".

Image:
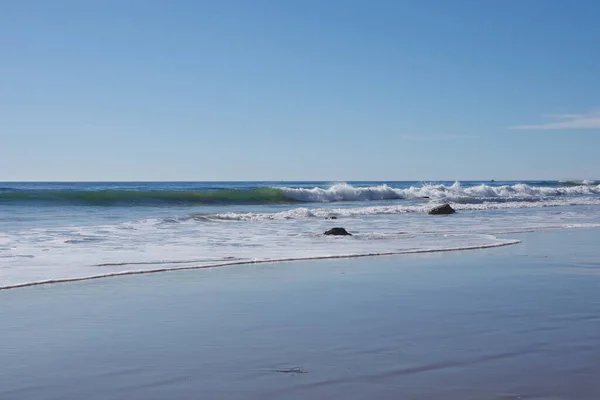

{"left": 279, "top": 183, "right": 405, "bottom": 202}
{"left": 1, "top": 182, "right": 599, "bottom": 206}
{"left": 277, "top": 181, "right": 600, "bottom": 204}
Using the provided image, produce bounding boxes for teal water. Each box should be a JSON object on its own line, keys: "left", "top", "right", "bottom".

{"left": 1, "top": 180, "right": 597, "bottom": 207}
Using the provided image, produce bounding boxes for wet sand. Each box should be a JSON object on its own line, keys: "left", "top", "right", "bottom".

{"left": 2, "top": 229, "right": 600, "bottom": 399}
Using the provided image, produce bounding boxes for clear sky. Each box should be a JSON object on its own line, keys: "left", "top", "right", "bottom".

{"left": 1, "top": 0, "right": 599, "bottom": 181}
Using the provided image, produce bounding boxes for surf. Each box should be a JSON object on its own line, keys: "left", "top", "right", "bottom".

{"left": 0, "top": 181, "right": 599, "bottom": 207}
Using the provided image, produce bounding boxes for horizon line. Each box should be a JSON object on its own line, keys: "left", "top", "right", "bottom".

{"left": 0, "top": 178, "right": 593, "bottom": 183}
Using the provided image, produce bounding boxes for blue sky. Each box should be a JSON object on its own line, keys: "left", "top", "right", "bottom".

{"left": 1, "top": 0, "right": 599, "bottom": 181}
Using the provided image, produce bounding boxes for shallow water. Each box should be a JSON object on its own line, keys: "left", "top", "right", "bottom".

{"left": 2, "top": 180, "right": 600, "bottom": 288}
{"left": 1, "top": 229, "right": 600, "bottom": 399}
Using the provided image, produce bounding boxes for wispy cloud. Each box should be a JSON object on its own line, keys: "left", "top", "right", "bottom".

{"left": 511, "top": 109, "right": 600, "bottom": 130}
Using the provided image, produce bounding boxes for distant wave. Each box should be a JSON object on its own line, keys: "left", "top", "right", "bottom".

{"left": 558, "top": 180, "right": 597, "bottom": 186}
{"left": 1, "top": 182, "right": 599, "bottom": 206}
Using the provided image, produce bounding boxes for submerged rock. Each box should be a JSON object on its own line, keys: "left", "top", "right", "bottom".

{"left": 324, "top": 227, "right": 352, "bottom": 236}
{"left": 428, "top": 204, "right": 456, "bottom": 215}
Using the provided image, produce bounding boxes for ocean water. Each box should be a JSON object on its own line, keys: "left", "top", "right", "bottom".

{"left": 1, "top": 180, "right": 600, "bottom": 289}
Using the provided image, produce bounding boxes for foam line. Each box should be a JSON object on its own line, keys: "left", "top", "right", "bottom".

{"left": 0, "top": 240, "right": 520, "bottom": 291}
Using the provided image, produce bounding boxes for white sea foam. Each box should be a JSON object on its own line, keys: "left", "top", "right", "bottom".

{"left": 0, "top": 222, "right": 519, "bottom": 290}
{"left": 559, "top": 179, "right": 597, "bottom": 185}
{"left": 2, "top": 200, "right": 600, "bottom": 289}
{"left": 276, "top": 182, "right": 600, "bottom": 203}
{"left": 209, "top": 197, "right": 600, "bottom": 221}
{"left": 279, "top": 183, "right": 405, "bottom": 202}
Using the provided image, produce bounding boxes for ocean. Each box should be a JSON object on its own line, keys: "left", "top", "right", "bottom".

{"left": 2, "top": 180, "right": 600, "bottom": 289}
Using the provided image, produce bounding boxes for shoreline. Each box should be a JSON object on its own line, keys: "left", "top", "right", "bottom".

{"left": 5, "top": 223, "right": 600, "bottom": 292}
{"left": 1, "top": 239, "right": 521, "bottom": 291}
{"left": 3, "top": 227, "right": 600, "bottom": 400}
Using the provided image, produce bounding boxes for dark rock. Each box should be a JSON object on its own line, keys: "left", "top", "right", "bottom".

{"left": 428, "top": 204, "right": 455, "bottom": 215}
{"left": 325, "top": 216, "right": 338, "bottom": 220}
{"left": 324, "top": 227, "right": 352, "bottom": 236}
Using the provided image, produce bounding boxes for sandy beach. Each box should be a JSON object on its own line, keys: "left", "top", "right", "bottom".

{"left": 2, "top": 228, "right": 600, "bottom": 400}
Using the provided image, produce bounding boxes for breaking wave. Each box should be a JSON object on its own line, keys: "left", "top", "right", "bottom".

{"left": 1, "top": 182, "right": 599, "bottom": 206}
{"left": 277, "top": 182, "right": 600, "bottom": 204}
